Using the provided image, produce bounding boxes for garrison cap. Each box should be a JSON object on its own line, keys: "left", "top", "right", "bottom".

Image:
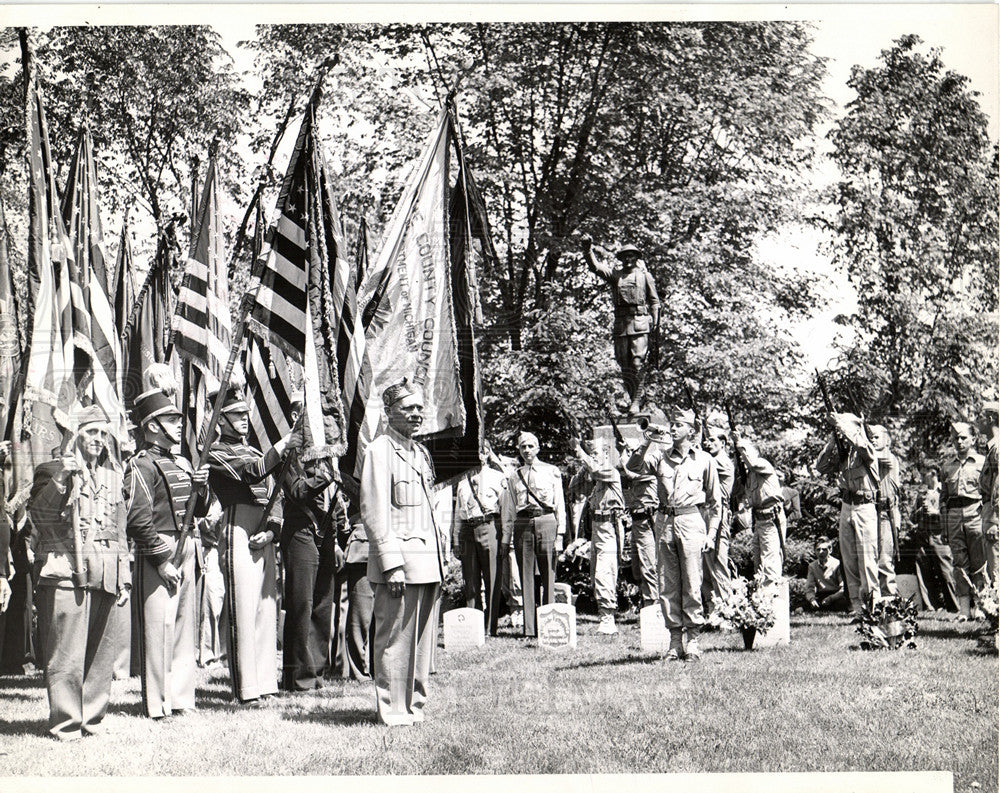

{"left": 517, "top": 431, "right": 539, "bottom": 446}
{"left": 615, "top": 244, "right": 641, "bottom": 260}
{"left": 866, "top": 424, "right": 889, "bottom": 447}
{"left": 951, "top": 421, "right": 974, "bottom": 436}
{"left": 382, "top": 379, "right": 418, "bottom": 408}
{"left": 72, "top": 404, "right": 109, "bottom": 429}
{"left": 289, "top": 389, "right": 305, "bottom": 408}
{"left": 666, "top": 406, "right": 696, "bottom": 427}
{"left": 982, "top": 400, "right": 1000, "bottom": 416}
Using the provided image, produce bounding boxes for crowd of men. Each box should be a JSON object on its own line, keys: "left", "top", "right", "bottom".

{"left": 0, "top": 361, "right": 996, "bottom": 735}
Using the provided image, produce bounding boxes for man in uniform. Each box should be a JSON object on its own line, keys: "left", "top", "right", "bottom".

{"left": 361, "top": 380, "right": 445, "bottom": 726}
{"left": 125, "top": 382, "right": 210, "bottom": 718}
{"left": 28, "top": 405, "right": 130, "bottom": 740}
{"left": 207, "top": 387, "right": 291, "bottom": 703}
{"left": 940, "top": 421, "right": 987, "bottom": 620}
{"left": 734, "top": 437, "right": 786, "bottom": 584}
{"left": 500, "top": 432, "right": 566, "bottom": 638}
{"left": 701, "top": 423, "right": 735, "bottom": 612}
{"left": 978, "top": 402, "right": 999, "bottom": 586}
{"left": 815, "top": 412, "right": 880, "bottom": 618}
{"left": 629, "top": 406, "right": 720, "bottom": 660}
{"left": 909, "top": 467, "right": 959, "bottom": 613}
{"left": 805, "top": 538, "right": 849, "bottom": 611}
{"left": 339, "top": 508, "right": 373, "bottom": 679}
{"left": 868, "top": 424, "right": 900, "bottom": 596}
{"left": 279, "top": 392, "right": 342, "bottom": 691}
{"left": 452, "top": 446, "right": 507, "bottom": 635}
{"left": 619, "top": 410, "right": 666, "bottom": 609}
{"left": 571, "top": 435, "right": 625, "bottom": 635}
{"left": 582, "top": 237, "right": 660, "bottom": 416}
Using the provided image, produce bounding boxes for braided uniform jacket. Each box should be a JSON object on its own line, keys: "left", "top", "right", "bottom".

{"left": 206, "top": 440, "right": 284, "bottom": 522}
{"left": 124, "top": 447, "right": 210, "bottom": 567}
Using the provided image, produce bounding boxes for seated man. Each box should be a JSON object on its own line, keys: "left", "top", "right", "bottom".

{"left": 805, "top": 538, "right": 850, "bottom": 612}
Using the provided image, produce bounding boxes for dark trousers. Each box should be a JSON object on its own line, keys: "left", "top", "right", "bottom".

{"left": 460, "top": 517, "right": 503, "bottom": 634}
{"left": 281, "top": 528, "right": 338, "bottom": 691}
{"left": 0, "top": 532, "right": 35, "bottom": 674}
{"left": 913, "top": 538, "right": 960, "bottom": 612}
{"left": 513, "top": 513, "right": 557, "bottom": 637}
{"left": 36, "top": 585, "right": 117, "bottom": 739}
{"left": 345, "top": 563, "right": 373, "bottom": 679}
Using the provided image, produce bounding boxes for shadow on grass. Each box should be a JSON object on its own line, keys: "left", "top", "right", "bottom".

{"left": 915, "top": 625, "right": 980, "bottom": 639}
{"left": 280, "top": 705, "right": 377, "bottom": 727}
{"left": 0, "top": 717, "right": 50, "bottom": 738}
{"left": 0, "top": 674, "right": 44, "bottom": 690}
{"left": 555, "top": 654, "right": 662, "bottom": 671}
{"left": 107, "top": 700, "right": 146, "bottom": 717}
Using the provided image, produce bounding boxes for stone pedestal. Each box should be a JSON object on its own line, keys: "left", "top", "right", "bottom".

{"left": 537, "top": 603, "right": 577, "bottom": 650}
{"left": 755, "top": 579, "right": 790, "bottom": 648}
{"left": 639, "top": 604, "right": 671, "bottom": 653}
{"left": 443, "top": 607, "right": 486, "bottom": 652}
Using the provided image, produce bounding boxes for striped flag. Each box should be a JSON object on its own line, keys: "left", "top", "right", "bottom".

{"left": 170, "top": 157, "right": 232, "bottom": 393}
{"left": 10, "top": 81, "right": 77, "bottom": 514}
{"left": 62, "top": 124, "right": 126, "bottom": 438}
{"left": 248, "top": 100, "right": 346, "bottom": 460}
{"left": 0, "top": 194, "right": 21, "bottom": 438}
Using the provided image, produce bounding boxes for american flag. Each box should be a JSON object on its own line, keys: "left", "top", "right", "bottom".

{"left": 62, "top": 124, "right": 126, "bottom": 437}
{"left": 121, "top": 232, "right": 173, "bottom": 409}
{"left": 248, "top": 99, "right": 346, "bottom": 459}
{"left": 170, "top": 157, "right": 232, "bottom": 392}
{"left": 111, "top": 208, "right": 136, "bottom": 336}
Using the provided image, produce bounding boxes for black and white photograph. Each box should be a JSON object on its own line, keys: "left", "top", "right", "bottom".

{"left": 0, "top": 3, "right": 996, "bottom": 790}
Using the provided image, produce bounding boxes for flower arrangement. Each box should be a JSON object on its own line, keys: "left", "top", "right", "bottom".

{"left": 856, "top": 593, "right": 918, "bottom": 650}
{"left": 708, "top": 571, "right": 778, "bottom": 634}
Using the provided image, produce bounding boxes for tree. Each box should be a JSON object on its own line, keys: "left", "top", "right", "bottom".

{"left": 828, "top": 34, "right": 999, "bottom": 460}
{"left": 250, "top": 22, "right": 830, "bottom": 442}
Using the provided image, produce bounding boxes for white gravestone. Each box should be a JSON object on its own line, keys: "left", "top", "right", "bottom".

{"left": 895, "top": 574, "right": 924, "bottom": 610}
{"left": 755, "top": 579, "right": 791, "bottom": 648}
{"left": 537, "top": 603, "right": 577, "bottom": 649}
{"left": 443, "top": 607, "right": 485, "bottom": 652}
{"left": 553, "top": 583, "right": 574, "bottom": 605}
{"left": 640, "top": 604, "right": 671, "bottom": 653}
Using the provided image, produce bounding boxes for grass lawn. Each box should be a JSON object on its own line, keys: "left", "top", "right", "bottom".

{"left": 0, "top": 611, "right": 995, "bottom": 788}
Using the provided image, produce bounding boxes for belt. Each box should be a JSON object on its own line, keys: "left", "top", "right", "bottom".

{"left": 752, "top": 505, "right": 781, "bottom": 520}
{"left": 840, "top": 491, "right": 875, "bottom": 505}
{"left": 517, "top": 506, "right": 553, "bottom": 518}
{"left": 630, "top": 508, "right": 655, "bottom": 519}
{"left": 944, "top": 496, "right": 980, "bottom": 509}
{"left": 592, "top": 509, "right": 622, "bottom": 520}
{"left": 657, "top": 504, "right": 702, "bottom": 518}
{"left": 465, "top": 513, "right": 498, "bottom": 527}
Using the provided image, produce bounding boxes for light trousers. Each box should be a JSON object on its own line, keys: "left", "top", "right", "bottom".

{"left": 657, "top": 512, "right": 707, "bottom": 631}
{"left": 838, "top": 502, "right": 879, "bottom": 612}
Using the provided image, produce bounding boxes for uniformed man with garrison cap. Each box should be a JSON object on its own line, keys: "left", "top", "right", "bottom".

{"left": 978, "top": 401, "right": 999, "bottom": 586}
{"left": 701, "top": 423, "right": 736, "bottom": 611}
{"left": 125, "top": 379, "right": 210, "bottom": 718}
{"left": 868, "top": 424, "right": 900, "bottom": 597}
{"left": 361, "top": 379, "right": 445, "bottom": 726}
{"left": 207, "top": 386, "right": 292, "bottom": 703}
{"left": 500, "top": 431, "right": 566, "bottom": 637}
{"left": 734, "top": 437, "right": 786, "bottom": 585}
{"left": 815, "top": 412, "right": 880, "bottom": 618}
{"left": 630, "top": 406, "right": 720, "bottom": 660}
{"left": 941, "top": 421, "right": 987, "bottom": 620}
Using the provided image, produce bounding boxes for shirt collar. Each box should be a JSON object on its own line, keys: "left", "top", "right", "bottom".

{"left": 385, "top": 424, "right": 417, "bottom": 452}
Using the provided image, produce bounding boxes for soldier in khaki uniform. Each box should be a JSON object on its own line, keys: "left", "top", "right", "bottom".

{"left": 941, "top": 421, "right": 987, "bottom": 619}
{"left": 701, "top": 424, "right": 735, "bottom": 611}
{"left": 499, "top": 432, "right": 566, "bottom": 638}
{"left": 582, "top": 238, "right": 660, "bottom": 416}
{"left": 571, "top": 436, "right": 624, "bottom": 635}
{"left": 868, "top": 424, "right": 900, "bottom": 596}
{"left": 815, "top": 412, "right": 880, "bottom": 617}
{"left": 734, "top": 438, "right": 786, "bottom": 585}
{"left": 28, "top": 405, "right": 131, "bottom": 740}
{"left": 629, "top": 407, "right": 720, "bottom": 660}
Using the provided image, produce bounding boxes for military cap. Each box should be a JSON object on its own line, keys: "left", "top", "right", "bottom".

{"left": 982, "top": 400, "right": 999, "bottom": 416}
{"left": 517, "top": 431, "right": 539, "bottom": 447}
{"left": 735, "top": 437, "right": 756, "bottom": 457}
{"left": 615, "top": 244, "right": 641, "bottom": 260}
{"left": 132, "top": 388, "right": 182, "bottom": 428}
{"left": 866, "top": 424, "right": 890, "bottom": 447}
{"left": 950, "top": 421, "right": 974, "bottom": 436}
{"left": 666, "top": 406, "right": 696, "bottom": 427}
{"left": 71, "top": 404, "right": 109, "bottom": 429}
{"left": 382, "top": 379, "right": 418, "bottom": 408}
{"left": 289, "top": 389, "right": 305, "bottom": 408}
{"left": 816, "top": 537, "right": 834, "bottom": 550}
{"left": 210, "top": 386, "right": 249, "bottom": 415}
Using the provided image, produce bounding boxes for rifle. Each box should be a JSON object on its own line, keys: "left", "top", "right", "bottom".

{"left": 682, "top": 379, "right": 704, "bottom": 440}
{"left": 607, "top": 408, "right": 627, "bottom": 452}
{"left": 725, "top": 403, "right": 749, "bottom": 494}
{"left": 815, "top": 369, "right": 847, "bottom": 459}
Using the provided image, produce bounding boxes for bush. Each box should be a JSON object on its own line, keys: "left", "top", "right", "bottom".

{"left": 787, "top": 577, "right": 811, "bottom": 611}
{"left": 440, "top": 557, "right": 466, "bottom": 612}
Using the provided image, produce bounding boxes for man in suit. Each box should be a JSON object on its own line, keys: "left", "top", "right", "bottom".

{"left": 499, "top": 432, "right": 566, "bottom": 638}
{"left": 28, "top": 405, "right": 131, "bottom": 740}
{"left": 125, "top": 383, "right": 210, "bottom": 718}
{"left": 361, "top": 379, "right": 445, "bottom": 726}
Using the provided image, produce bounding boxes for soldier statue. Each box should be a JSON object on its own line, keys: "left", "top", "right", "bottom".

{"left": 582, "top": 236, "right": 660, "bottom": 416}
